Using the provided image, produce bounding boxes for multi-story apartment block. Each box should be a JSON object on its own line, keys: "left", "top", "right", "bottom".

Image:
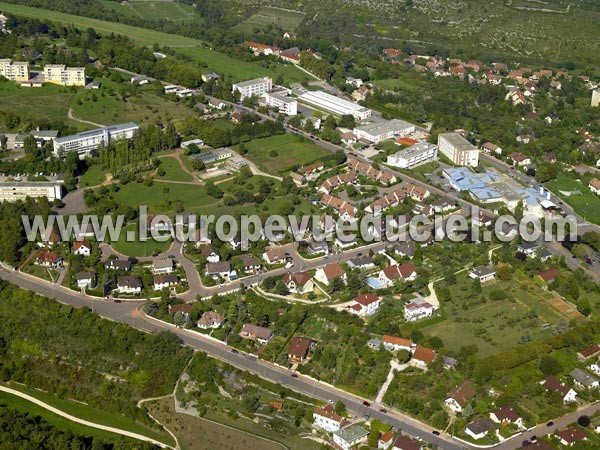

{"left": 43, "top": 64, "right": 86, "bottom": 86}
{"left": 0, "top": 176, "right": 63, "bottom": 202}
{"left": 0, "top": 59, "right": 30, "bottom": 82}
{"left": 53, "top": 122, "right": 139, "bottom": 158}
{"left": 231, "top": 77, "right": 272, "bottom": 101}
{"left": 438, "top": 132, "right": 479, "bottom": 167}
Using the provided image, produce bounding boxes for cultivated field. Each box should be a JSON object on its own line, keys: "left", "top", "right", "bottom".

{"left": 234, "top": 6, "right": 305, "bottom": 33}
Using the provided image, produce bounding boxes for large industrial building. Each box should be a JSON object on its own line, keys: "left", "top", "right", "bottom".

{"left": 0, "top": 175, "right": 63, "bottom": 202}
{"left": 438, "top": 133, "right": 479, "bottom": 167}
{"left": 53, "top": 122, "right": 139, "bottom": 158}
{"left": 386, "top": 142, "right": 438, "bottom": 169}
{"left": 298, "top": 91, "right": 372, "bottom": 120}
{"left": 263, "top": 91, "right": 298, "bottom": 115}
{"left": 43, "top": 64, "right": 86, "bottom": 87}
{"left": 0, "top": 59, "right": 30, "bottom": 82}
{"left": 353, "top": 119, "right": 415, "bottom": 144}
{"left": 232, "top": 77, "right": 272, "bottom": 101}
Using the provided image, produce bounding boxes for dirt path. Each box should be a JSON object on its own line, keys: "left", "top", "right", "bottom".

{"left": 0, "top": 385, "right": 174, "bottom": 449}
{"left": 67, "top": 108, "right": 105, "bottom": 128}
{"left": 158, "top": 150, "right": 205, "bottom": 186}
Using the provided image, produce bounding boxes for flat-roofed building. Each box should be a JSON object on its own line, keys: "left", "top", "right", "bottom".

{"left": 263, "top": 91, "right": 297, "bottom": 115}
{"left": 438, "top": 133, "right": 479, "bottom": 167}
{"left": 387, "top": 142, "right": 438, "bottom": 168}
{"left": 299, "top": 90, "right": 372, "bottom": 120}
{"left": 0, "top": 175, "right": 63, "bottom": 202}
{"left": 0, "top": 59, "right": 29, "bottom": 82}
{"left": 232, "top": 77, "right": 272, "bottom": 101}
{"left": 53, "top": 122, "right": 139, "bottom": 158}
{"left": 353, "top": 119, "right": 415, "bottom": 144}
{"left": 43, "top": 64, "right": 85, "bottom": 86}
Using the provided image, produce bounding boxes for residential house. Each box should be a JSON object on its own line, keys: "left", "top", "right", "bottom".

{"left": 465, "top": 418, "right": 493, "bottom": 440}
{"left": 312, "top": 405, "right": 346, "bottom": 432}
{"left": 168, "top": 303, "right": 192, "bottom": 321}
{"left": 392, "top": 435, "right": 422, "bottom": 450}
{"left": 445, "top": 381, "right": 476, "bottom": 413}
{"left": 104, "top": 259, "right": 131, "bottom": 271}
{"left": 578, "top": 344, "right": 600, "bottom": 360}
{"left": 194, "top": 228, "right": 212, "bottom": 247}
{"left": 333, "top": 425, "right": 369, "bottom": 450}
{"left": 481, "top": 142, "right": 502, "bottom": 155}
{"left": 287, "top": 336, "right": 315, "bottom": 363}
{"left": 41, "top": 226, "right": 62, "bottom": 246}
{"left": 262, "top": 247, "right": 288, "bottom": 265}
{"left": 117, "top": 276, "right": 142, "bottom": 295}
{"left": 537, "top": 268, "right": 560, "bottom": 284}
{"left": 473, "top": 212, "right": 493, "bottom": 228}
{"left": 378, "top": 432, "right": 395, "bottom": 449}
{"left": 394, "top": 242, "right": 416, "bottom": 259}
{"left": 469, "top": 265, "right": 496, "bottom": 282}
{"left": 508, "top": 152, "right": 532, "bottom": 167}
{"left": 35, "top": 251, "right": 63, "bottom": 268}
{"left": 240, "top": 324, "right": 274, "bottom": 344}
{"left": 197, "top": 311, "right": 225, "bottom": 329}
{"left": 517, "top": 241, "right": 541, "bottom": 257}
{"left": 346, "top": 293, "right": 380, "bottom": 316}
{"left": 154, "top": 274, "right": 179, "bottom": 291}
{"left": 75, "top": 271, "right": 95, "bottom": 289}
{"left": 73, "top": 239, "right": 91, "bottom": 256}
{"left": 431, "top": 197, "right": 456, "bottom": 214}
{"left": 490, "top": 406, "right": 523, "bottom": 428}
{"left": 200, "top": 244, "right": 220, "bottom": 263}
{"left": 347, "top": 255, "right": 375, "bottom": 270}
{"left": 404, "top": 297, "right": 436, "bottom": 321}
{"left": 382, "top": 335, "right": 412, "bottom": 352}
{"left": 368, "top": 338, "right": 382, "bottom": 351}
{"left": 555, "top": 427, "right": 588, "bottom": 447}
{"left": 378, "top": 263, "right": 417, "bottom": 287}
{"left": 589, "top": 178, "right": 600, "bottom": 195}
{"left": 205, "top": 261, "right": 232, "bottom": 278}
{"left": 541, "top": 376, "right": 578, "bottom": 403}
{"left": 152, "top": 258, "right": 174, "bottom": 274}
{"left": 411, "top": 345, "right": 436, "bottom": 369}
{"left": 282, "top": 271, "right": 314, "bottom": 294}
{"left": 443, "top": 356, "right": 458, "bottom": 370}
{"left": 314, "top": 263, "right": 346, "bottom": 286}
{"left": 237, "top": 254, "right": 262, "bottom": 273}
{"left": 208, "top": 98, "right": 226, "bottom": 110}
{"left": 570, "top": 368, "right": 600, "bottom": 390}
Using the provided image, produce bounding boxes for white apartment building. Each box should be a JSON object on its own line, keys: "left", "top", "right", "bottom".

{"left": 263, "top": 91, "right": 298, "bottom": 115}
{"left": 298, "top": 90, "right": 372, "bottom": 120}
{"left": 44, "top": 64, "right": 86, "bottom": 86}
{"left": 53, "top": 122, "right": 139, "bottom": 158}
{"left": 232, "top": 77, "right": 272, "bottom": 101}
{"left": 0, "top": 178, "right": 63, "bottom": 202}
{"left": 387, "top": 142, "right": 438, "bottom": 168}
{"left": 0, "top": 59, "right": 30, "bottom": 81}
{"left": 438, "top": 133, "right": 479, "bottom": 167}
{"left": 353, "top": 119, "right": 415, "bottom": 143}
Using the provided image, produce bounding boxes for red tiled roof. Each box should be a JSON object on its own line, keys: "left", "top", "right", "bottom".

{"left": 412, "top": 345, "right": 436, "bottom": 365}
{"left": 556, "top": 427, "right": 587, "bottom": 444}
{"left": 322, "top": 263, "right": 345, "bottom": 281}
{"left": 383, "top": 335, "right": 412, "bottom": 348}
{"left": 354, "top": 293, "right": 379, "bottom": 307}
{"left": 537, "top": 268, "right": 560, "bottom": 283}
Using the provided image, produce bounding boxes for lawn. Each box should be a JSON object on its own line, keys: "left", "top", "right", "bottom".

{"left": 79, "top": 164, "right": 108, "bottom": 188}
{"left": 0, "top": 80, "right": 74, "bottom": 130}
{"left": 372, "top": 78, "right": 420, "bottom": 92}
{"left": 128, "top": 0, "right": 195, "bottom": 21}
{"left": 234, "top": 6, "right": 305, "bottom": 33}
{"left": 546, "top": 173, "right": 600, "bottom": 225}
{"left": 0, "top": 390, "right": 141, "bottom": 444}
{"left": 234, "top": 134, "right": 331, "bottom": 174}
{"left": 157, "top": 156, "right": 193, "bottom": 182}
{"left": 108, "top": 181, "right": 217, "bottom": 213}
{"left": 110, "top": 223, "right": 172, "bottom": 257}
{"left": 0, "top": 382, "right": 174, "bottom": 446}
{"left": 421, "top": 275, "right": 567, "bottom": 357}
{"left": 70, "top": 80, "right": 196, "bottom": 126}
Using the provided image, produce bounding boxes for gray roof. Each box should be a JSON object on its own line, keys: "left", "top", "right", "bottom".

{"left": 466, "top": 418, "right": 493, "bottom": 435}
{"left": 75, "top": 271, "right": 95, "bottom": 280}
{"left": 333, "top": 425, "right": 369, "bottom": 442}
{"left": 117, "top": 275, "right": 142, "bottom": 288}
{"left": 354, "top": 118, "right": 414, "bottom": 136}
{"left": 471, "top": 265, "right": 495, "bottom": 277}
{"left": 439, "top": 132, "right": 476, "bottom": 150}
{"left": 206, "top": 261, "right": 231, "bottom": 274}
{"left": 570, "top": 368, "right": 599, "bottom": 387}
{"left": 55, "top": 122, "right": 138, "bottom": 145}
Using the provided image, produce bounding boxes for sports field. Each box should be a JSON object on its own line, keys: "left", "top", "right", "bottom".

{"left": 547, "top": 174, "right": 600, "bottom": 225}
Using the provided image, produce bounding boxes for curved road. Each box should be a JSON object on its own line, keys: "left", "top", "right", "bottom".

{"left": 0, "top": 385, "right": 174, "bottom": 449}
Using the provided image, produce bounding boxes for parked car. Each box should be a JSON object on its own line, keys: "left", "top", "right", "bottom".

{"left": 291, "top": 373, "right": 298, "bottom": 378}
{"left": 230, "top": 349, "right": 239, "bottom": 354}
{"left": 432, "top": 430, "right": 440, "bottom": 436}
{"left": 546, "top": 421, "right": 554, "bottom": 427}
{"left": 362, "top": 401, "right": 370, "bottom": 407}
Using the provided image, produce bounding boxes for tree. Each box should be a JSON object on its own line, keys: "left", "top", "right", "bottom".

{"left": 335, "top": 400, "right": 346, "bottom": 415}
{"left": 496, "top": 263, "right": 512, "bottom": 281}
{"left": 578, "top": 415, "right": 591, "bottom": 427}
{"left": 539, "top": 355, "right": 562, "bottom": 375}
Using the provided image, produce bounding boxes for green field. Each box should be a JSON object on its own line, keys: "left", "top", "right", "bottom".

{"left": 0, "top": 383, "right": 173, "bottom": 446}
{"left": 0, "top": 80, "right": 77, "bottom": 130}
{"left": 422, "top": 275, "right": 567, "bottom": 357}
{"left": 79, "top": 164, "right": 108, "bottom": 188}
{"left": 71, "top": 79, "right": 196, "bottom": 125}
{"left": 547, "top": 174, "right": 600, "bottom": 225}
{"left": 234, "top": 134, "right": 330, "bottom": 174}
{"left": 157, "top": 156, "right": 193, "bottom": 182}
{"left": 234, "top": 6, "right": 305, "bottom": 33}
{"left": 372, "top": 79, "right": 420, "bottom": 92}
{"left": 128, "top": 0, "right": 195, "bottom": 21}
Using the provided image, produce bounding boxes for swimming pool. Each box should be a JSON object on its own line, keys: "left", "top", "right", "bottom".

{"left": 366, "top": 277, "right": 382, "bottom": 289}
